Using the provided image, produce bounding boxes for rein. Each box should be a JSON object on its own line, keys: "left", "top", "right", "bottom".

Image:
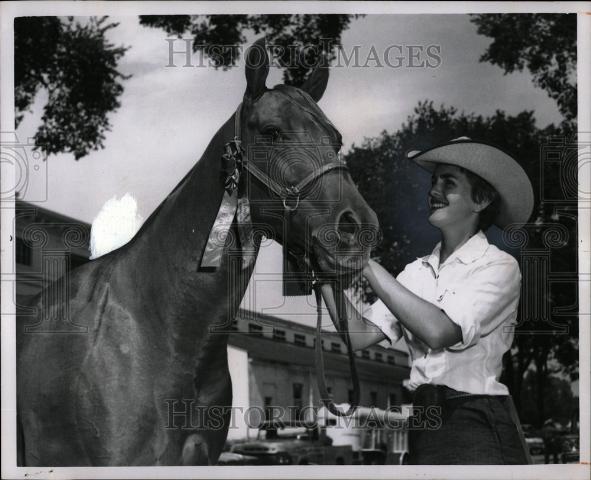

{"left": 201, "top": 103, "right": 359, "bottom": 417}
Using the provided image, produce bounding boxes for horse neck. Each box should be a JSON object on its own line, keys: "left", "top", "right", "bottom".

{"left": 129, "top": 113, "right": 257, "bottom": 336}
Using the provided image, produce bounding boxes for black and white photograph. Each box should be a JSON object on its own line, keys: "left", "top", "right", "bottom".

{"left": 1, "top": 2, "right": 589, "bottom": 479}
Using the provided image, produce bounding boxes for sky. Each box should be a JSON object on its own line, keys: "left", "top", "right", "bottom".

{"left": 16, "top": 14, "right": 564, "bottom": 329}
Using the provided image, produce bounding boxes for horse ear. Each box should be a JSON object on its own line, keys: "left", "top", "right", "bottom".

{"left": 244, "top": 37, "right": 269, "bottom": 99}
{"left": 300, "top": 59, "right": 329, "bottom": 102}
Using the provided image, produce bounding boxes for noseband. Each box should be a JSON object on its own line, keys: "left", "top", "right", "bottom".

{"left": 201, "top": 102, "right": 360, "bottom": 418}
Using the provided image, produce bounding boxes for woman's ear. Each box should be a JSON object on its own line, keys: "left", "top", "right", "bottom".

{"left": 473, "top": 198, "right": 492, "bottom": 213}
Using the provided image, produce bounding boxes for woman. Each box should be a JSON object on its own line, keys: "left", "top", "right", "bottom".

{"left": 332, "top": 137, "right": 534, "bottom": 465}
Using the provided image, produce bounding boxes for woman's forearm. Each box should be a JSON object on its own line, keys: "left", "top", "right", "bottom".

{"left": 363, "top": 259, "right": 461, "bottom": 350}
{"left": 320, "top": 283, "right": 386, "bottom": 351}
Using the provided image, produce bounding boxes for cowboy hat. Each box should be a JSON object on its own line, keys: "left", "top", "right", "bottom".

{"left": 407, "top": 137, "right": 534, "bottom": 228}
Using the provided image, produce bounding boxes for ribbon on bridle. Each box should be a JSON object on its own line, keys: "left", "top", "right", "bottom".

{"left": 200, "top": 103, "right": 256, "bottom": 270}
{"left": 200, "top": 102, "right": 359, "bottom": 417}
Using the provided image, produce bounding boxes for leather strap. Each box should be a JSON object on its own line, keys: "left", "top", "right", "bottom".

{"left": 315, "top": 283, "right": 360, "bottom": 417}
{"left": 243, "top": 159, "right": 347, "bottom": 201}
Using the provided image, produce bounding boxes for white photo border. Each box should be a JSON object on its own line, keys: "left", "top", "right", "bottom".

{"left": 1, "top": 1, "right": 589, "bottom": 479}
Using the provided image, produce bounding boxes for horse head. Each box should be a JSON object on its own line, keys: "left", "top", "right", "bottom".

{"left": 240, "top": 38, "right": 379, "bottom": 283}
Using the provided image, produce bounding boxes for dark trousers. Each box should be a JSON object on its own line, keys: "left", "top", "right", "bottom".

{"left": 408, "top": 384, "right": 530, "bottom": 465}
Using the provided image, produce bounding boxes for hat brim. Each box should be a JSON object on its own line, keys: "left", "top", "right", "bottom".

{"left": 409, "top": 140, "right": 534, "bottom": 229}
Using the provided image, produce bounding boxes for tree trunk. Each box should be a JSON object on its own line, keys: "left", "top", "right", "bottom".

{"left": 535, "top": 352, "right": 548, "bottom": 426}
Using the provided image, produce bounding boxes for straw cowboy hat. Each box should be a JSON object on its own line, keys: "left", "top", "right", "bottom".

{"left": 407, "top": 137, "right": 534, "bottom": 229}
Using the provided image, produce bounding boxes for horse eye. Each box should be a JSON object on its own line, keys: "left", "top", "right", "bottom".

{"left": 264, "top": 127, "right": 279, "bottom": 136}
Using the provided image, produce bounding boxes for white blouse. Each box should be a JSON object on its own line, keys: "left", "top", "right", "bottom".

{"left": 366, "top": 231, "right": 521, "bottom": 395}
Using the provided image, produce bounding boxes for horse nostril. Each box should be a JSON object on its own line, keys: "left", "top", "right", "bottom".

{"left": 337, "top": 210, "right": 360, "bottom": 237}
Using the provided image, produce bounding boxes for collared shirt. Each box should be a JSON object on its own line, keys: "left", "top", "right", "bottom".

{"left": 366, "top": 231, "right": 521, "bottom": 395}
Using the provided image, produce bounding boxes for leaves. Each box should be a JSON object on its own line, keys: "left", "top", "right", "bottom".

{"left": 15, "top": 16, "right": 129, "bottom": 159}
{"left": 470, "top": 14, "right": 577, "bottom": 127}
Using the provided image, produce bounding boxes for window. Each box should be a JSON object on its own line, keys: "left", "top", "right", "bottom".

{"left": 362, "top": 350, "right": 370, "bottom": 359}
{"left": 292, "top": 383, "right": 304, "bottom": 420}
{"left": 374, "top": 352, "right": 383, "bottom": 362}
{"left": 249, "top": 323, "right": 263, "bottom": 336}
{"left": 388, "top": 393, "right": 397, "bottom": 408}
{"left": 348, "top": 389, "right": 354, "bottom": 404}
{"left": 15, "top": 237, "right": 32, "bottom": 266}
{"left": 330, "top": 342, "right": 341, "bottom": 353}
{"left": 264, "top": 396, "right": 274, "bottom": 421}
{"left": 231, "top": 319, "right": 238, "bottom": 331}
{"left": 294, "top": 333, "right": 307, "bottom": 347}
{"left": 370, "top": 391, "right": 378, "bottom": 407}
{"left": 387, "top": 355, "right": 395, "bottom": 365}
{"left": 273, "top": 329, "right": 286, "bottom": 342}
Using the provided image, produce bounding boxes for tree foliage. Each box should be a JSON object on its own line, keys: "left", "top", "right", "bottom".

{"left": 15, "top": 16, "right": 129, "bottom": 159}
{"left": 470, "top": 14, "right": 577, "bottom": 127}
{"left": 139, "top": 14, "right": 360, "bottom": 85}
{"left": 344, "top": 100, "right": 578, "bottom": 423}
{"left": 520, "top": 371, "right": 577, "bottom": 427}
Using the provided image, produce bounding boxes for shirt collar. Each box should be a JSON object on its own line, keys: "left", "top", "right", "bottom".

{"left": 421, "top": 231, "right": 489, "bottom": 271}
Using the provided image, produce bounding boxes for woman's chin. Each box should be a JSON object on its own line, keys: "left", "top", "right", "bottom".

{"left": 428, "top": 211, "right": 445, "bottom": 228}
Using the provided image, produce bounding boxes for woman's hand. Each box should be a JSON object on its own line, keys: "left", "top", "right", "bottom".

{"left": 363, "top": 259, "right": 390, "bottom": 292}
{"left": 362, "top": 260, "right": 374, "bottom": 280}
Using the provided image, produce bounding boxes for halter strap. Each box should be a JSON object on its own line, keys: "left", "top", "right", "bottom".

{"left": 315, "top": 284, "right": 360, "bottom": 417}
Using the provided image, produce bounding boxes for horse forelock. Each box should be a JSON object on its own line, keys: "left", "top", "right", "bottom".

{"left": 271, "top": 85, "right": 342, "bottom": 147}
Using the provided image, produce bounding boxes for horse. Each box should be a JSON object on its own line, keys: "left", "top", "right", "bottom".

{"left": 17, "top": 38, "right": 379, "bottom": 466}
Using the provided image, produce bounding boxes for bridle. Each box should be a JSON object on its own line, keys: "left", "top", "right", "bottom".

{"left": 201, "top": 101, "right": 360, "bottom": 417}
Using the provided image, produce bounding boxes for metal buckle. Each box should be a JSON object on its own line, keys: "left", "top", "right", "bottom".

{"left": 282, "top": 186, "right": 300, "bottom": 211}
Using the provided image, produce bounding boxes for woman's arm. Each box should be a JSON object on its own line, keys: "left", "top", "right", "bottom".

{"left": 320, "top": 283, "right": 387, "bottom": 351}
{"left": 363, "top": 259, "right": 462, "bottom": 350}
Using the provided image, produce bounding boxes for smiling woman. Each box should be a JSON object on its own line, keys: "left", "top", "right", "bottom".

{"left": 323, "top": 137, "right": 535, "bottom": 465}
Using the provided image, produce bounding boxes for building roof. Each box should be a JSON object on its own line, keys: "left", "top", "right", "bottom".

{"left": 229, "top": 333, "right": 409, "bottom": 383}
{"left": 16, "top": 199, "right": 91, "bottom": 227}
{"left": 236, "top": 308, "right": 408, "bottom": 358}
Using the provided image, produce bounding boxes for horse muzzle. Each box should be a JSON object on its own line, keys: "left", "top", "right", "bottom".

{"left": 309, "top": 237, "right": 369, "bottom": 288}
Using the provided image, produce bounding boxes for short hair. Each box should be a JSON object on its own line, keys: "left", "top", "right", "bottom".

{"left": 460, "top": 167, "right": 500, "bottom": 231}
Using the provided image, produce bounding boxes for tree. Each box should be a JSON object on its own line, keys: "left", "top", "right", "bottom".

{"left": 139, "top": 14, "right": 360, "bottom": 85}
{"left": 15, "top": 16, "right": 129, "bottom": 159}
{"left": 344, "top": 100, "right": 578, "bottom": 423}
{"left": 520, "top": 370, "right": 577, "bottom": 426}
{"left": 470, "top": 14, "right": 577, "bottom": 128}
{"left": 16, "top": 15, "right": 360, "bottom": 158}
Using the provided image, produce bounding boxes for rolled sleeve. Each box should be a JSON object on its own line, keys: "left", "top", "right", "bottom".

{"left": 364, "top": 298, "right": 403, "bottom": 345}
{"left": 440, "top": 257, "right": 521, "bottom": 351}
